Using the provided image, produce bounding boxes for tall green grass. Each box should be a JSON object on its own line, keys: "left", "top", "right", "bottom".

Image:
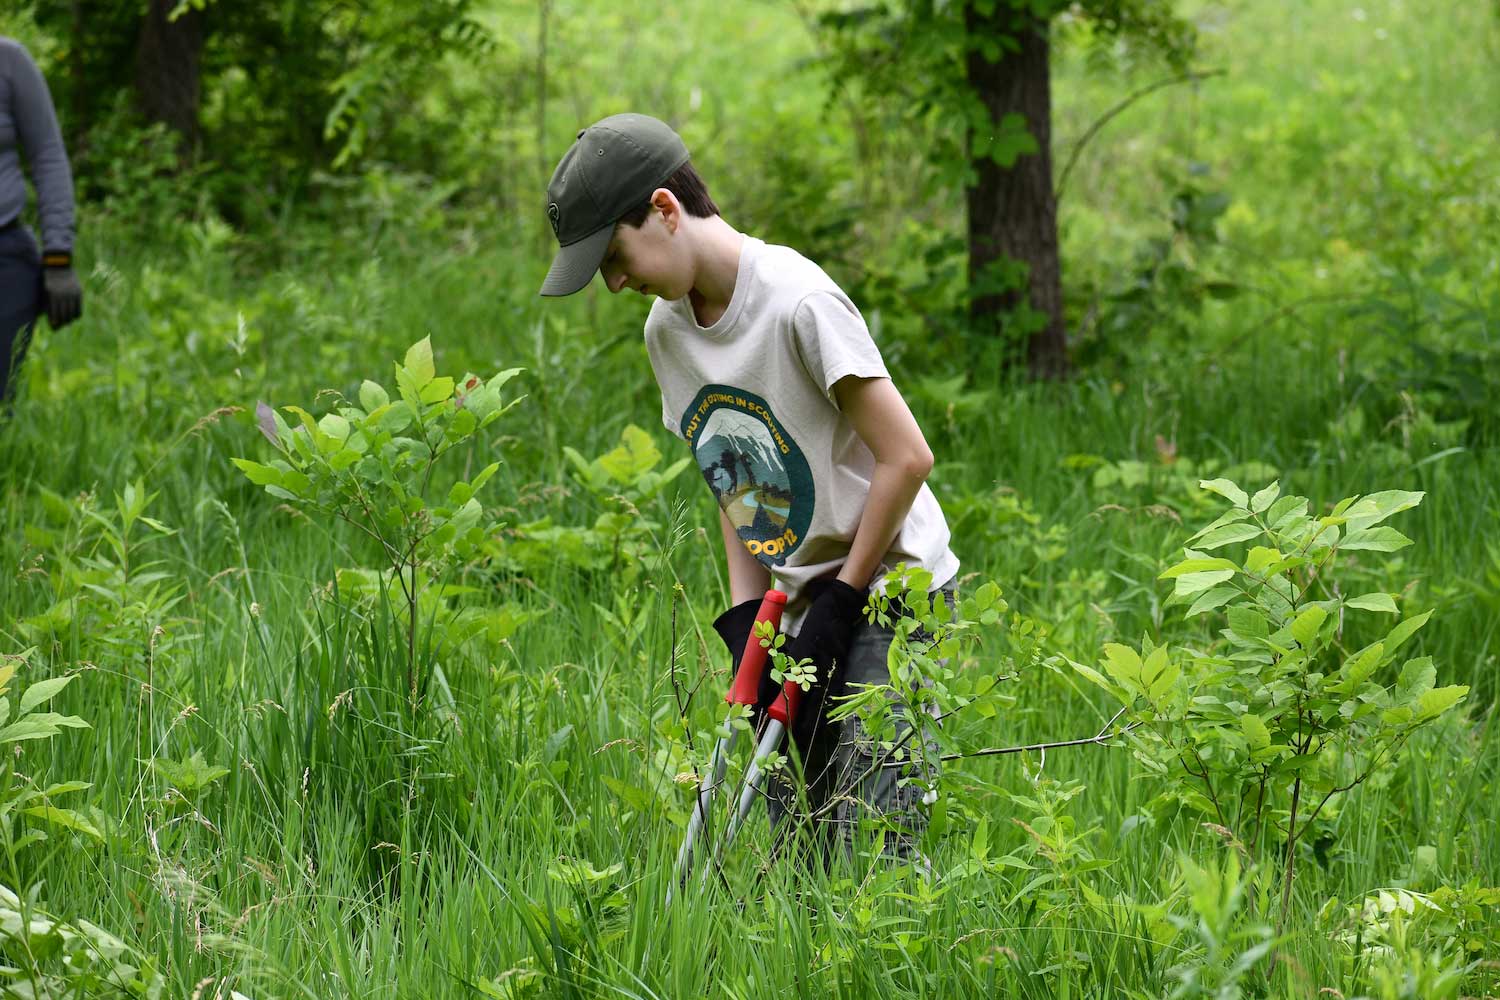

{"left": 1, "top": 0, "right": 1497, "bottom": 996}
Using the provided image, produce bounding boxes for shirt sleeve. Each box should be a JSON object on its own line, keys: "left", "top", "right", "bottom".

{"left": 660, "top": 394, "right": 677, "bottom": 436}
{"left": 791, "top": 290, "right": 889, "bottom": 406}
{"left": 9, "top": 41, "right": 75, "bottom": 253}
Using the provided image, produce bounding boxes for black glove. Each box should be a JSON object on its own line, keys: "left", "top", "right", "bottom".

{"left": 712, "top": 598, "right": 760, "bottom": 670}
{"left": 41, "top": 252, "right": 83, "bottom": 330}
{"left": 782, "top": 578, "right": 868, "bottom": 744}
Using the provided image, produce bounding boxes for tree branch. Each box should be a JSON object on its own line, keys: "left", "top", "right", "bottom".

{"left": 1057, "top": 68, "right": 1225, "bottom": 200}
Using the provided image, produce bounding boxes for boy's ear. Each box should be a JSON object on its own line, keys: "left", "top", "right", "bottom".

{"left": 651, "top": 188, "right": 680, "bottom": 232}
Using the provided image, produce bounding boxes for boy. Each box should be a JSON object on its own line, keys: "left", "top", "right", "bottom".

{"left": 540, "top": 113, "right": 959, "bottom": 857}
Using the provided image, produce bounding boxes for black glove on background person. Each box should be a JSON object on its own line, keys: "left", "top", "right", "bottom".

{"left": 41, "top": 252, "right": 82, "bottom": 329}
{"left": 782, "top": 578, "right": 868, "bottom": 744}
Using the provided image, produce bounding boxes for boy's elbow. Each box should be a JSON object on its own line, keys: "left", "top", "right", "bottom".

{"left": 901, "top": 445, "right": 934, "bottom": 483}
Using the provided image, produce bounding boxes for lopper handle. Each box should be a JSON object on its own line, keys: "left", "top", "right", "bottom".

{"left": 724, "top": 589, "right": 786, "bottom": 706}
{"left": 767, "top": 678, "right": 802, "bottom": 725}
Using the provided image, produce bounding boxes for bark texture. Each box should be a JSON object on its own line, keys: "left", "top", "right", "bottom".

{"left": 965, "top": 6, "right": 1069, "bottom": 378}
{"left": 135, "top": 0, "right": 205, "bottom": 155}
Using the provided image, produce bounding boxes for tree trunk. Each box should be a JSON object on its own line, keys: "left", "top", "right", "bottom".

{"left": 68, "top": 0, "right": 88, "bottom": 152}
{"left": 134, "top": 0, "right": 204, "bottom": 157}
{"left": 965, "top": 6, "right": 1069, "bottom": 379}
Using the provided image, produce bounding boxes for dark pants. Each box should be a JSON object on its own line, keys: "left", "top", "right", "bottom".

{"left": 766, "top": 580, "right": 958, "bottom": 863}
{"left": 0, "top": 223, "right": 42, "bottom": 402}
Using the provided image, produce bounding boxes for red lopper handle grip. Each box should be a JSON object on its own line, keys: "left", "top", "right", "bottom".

{"left": 767, "top": 678, "right": 802, "bottom": 726}
{"left": 725, "top": 589, "right": 786, "bottom": 706}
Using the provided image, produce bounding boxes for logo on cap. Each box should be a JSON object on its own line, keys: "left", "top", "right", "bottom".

{"left": 548, "top": 203, "right": 561, "bottom": 237}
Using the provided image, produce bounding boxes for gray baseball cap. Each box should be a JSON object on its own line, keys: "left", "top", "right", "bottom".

{"left": 539, "top": 113, "right": 691, "bottom": 296}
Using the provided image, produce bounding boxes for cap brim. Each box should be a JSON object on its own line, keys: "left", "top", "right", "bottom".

{"left": 539, "top": 224, "right": 614, "bottom": 296}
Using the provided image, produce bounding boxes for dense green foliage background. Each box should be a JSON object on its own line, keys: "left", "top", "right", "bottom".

{"left": 1, "top": 1, "right": 1497, "bottom": 997}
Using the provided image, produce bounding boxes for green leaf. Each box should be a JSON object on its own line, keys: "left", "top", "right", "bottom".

{"left": 448, "top": 481, "right": 474, "bottom": 507}
{"left": 487, "top": 367, "right": 524, "bottom": 393}
{"left": 0, "top": 713, "right": 89, "bottom": 743}
{"left": 317, "top": 412, "right": 351, "bottom": 442}
{"left": 1340, "top": 527, "right": 1413, "bottom": 552}
{"left": 1250, "top": 481, "right": 1280, "bottom": 514}
{"left": 1199, "top": 478, "right": 1249, "bottom": 508}
{"left": 40, "top": 780, "right": 91, "bottom": 797}
{"left": 373, "top": 402, "right": 414, "bottom": 434}
{"left": 449, "top": 497, "right": 482, "bottom": 537}
{"left": 359, "top": 380, "right": 390, "bottom": 411}
{"left": 1383, "top": 705, "right": 1414, "bottom": 726}
{"left": 1197, "top": 523, "right": 1262, "bottom": 550}
{"left": 1347, "top": 593, "right": 1398, "bottom": 614}
{"left": 1335, "top": 642, "right": 1384, "bottom": 692}
{"left": 1246, "top": 546, "right": 1283, "bottom": 574}
{"left": 150, "top": 751, "right": 230, "bottom": 792}
{"left": 419, "top": 376, "right": 455, "bottom": 405}
{"left": 18, "top": 675, "right": 73, "bottom": 715}
{"left": 395, "top": 362, "right": 424, "bottom": 411}
{"left": 1382, "top": 610, "right": 1433, "bottom": 661}
{"left": 1394, "top": 657, "right": 1436, "bottom": 705}
{"left": 231, "top": 458, "right": 283, "bottom": 487}
{"left": 21, "top": 805, "right": 103, "bottom": 840}
{"left": 1159, "top": 557, "right": 1238, "bottom": 580}
{"left": 1174, "top": 570, "right": 1237, "bottom": 597}
{"left": 404, "top": 337, "right": 436, "bottom": 387}
{"left": 1226, "top": 607, "right": 1269, "bottom": 639}
{"left": 471, "top": 461, "right": 502, "bottom": 493}
{"left": 1186, "top": 586, "right": 1238, "bottom": 617}
{"left": 1265, "top": 494, "right": 1308, "bottom": 527}
{"left": 1187, "top": 507, "right": 1254, "bottom": 543}
{"left": 327, "top": 451, "right": 358, "bottom": 472}
{"left": 1068, "top": 659, "right": 1126, "bottom": 700}
{"left": 1101, "top": 643, "right": 1143, "bottom": 692}
{"left": 1291, "top": 606, "right": 1327, "bottom": 647}
{"left": 1142, "top": 646, "right": 1179, "bottom": 701}
{"left": 1343, "top": 490, "right": 1425, "bottom": 531}
{"left": 1414, "top": 685, "right": 1467, "bottom": 722}
{"left": 283, "top": 404, "right": 318, "bottom": 433}
{"left": 598, "top": 425, "right": 663, "bottom": 484}
{"left": 1240, "top": 714, "right": 1271, "bottom": 752}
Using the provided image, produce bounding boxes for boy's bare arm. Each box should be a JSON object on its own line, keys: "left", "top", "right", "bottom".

{"left": 720, "top": 508, "right": 773, "bottom": 604}
{"left": 831, "top": 376, "right": 935, "bottom": 590}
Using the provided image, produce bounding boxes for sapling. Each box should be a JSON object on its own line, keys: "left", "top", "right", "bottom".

{"left": 1071, "top": 479, "right": 1468, "bottom": 943}
{"left": 233, "top": 336, "right": 523, "bottom": 708}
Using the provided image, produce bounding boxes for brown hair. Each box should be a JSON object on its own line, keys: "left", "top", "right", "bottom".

{"left": 617, "top": 161, "right": 719, "bottom": 227}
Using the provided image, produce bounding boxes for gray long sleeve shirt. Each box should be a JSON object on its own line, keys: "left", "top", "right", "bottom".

{"left": 0, "top": 37, "right": 74, "bottom": 253}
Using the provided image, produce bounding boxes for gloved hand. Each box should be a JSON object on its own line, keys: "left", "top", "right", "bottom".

{"left": 781, "top": 578, "right": 868, "bottom": 744}
{"left": 712, "top": 598, "right": 761, "bottom": 670}
{"left": 712, "top": 598, "right": 779, "bottom": 710}
{"left": 41, "top": 253, "right": 83, "bottom": 329}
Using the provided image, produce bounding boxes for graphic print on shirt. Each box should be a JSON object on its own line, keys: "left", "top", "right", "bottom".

{"left": 680, "top": 385, "right": 813, "bottom": 567}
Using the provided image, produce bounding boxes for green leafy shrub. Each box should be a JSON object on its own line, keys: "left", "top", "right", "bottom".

{"left": 233, "top": 336, "right": 523, "bottom": 702}
{"left": 0, "top": 649, "right": 157, "bottom": 997}
{"left": 17, "top": 481, "right": 186, "bottom": 667}
{"left": 1073, "top": 479, "right": 1468, "bottom": 931}
{"left": 498, "top": 424, "right": 691, "bottom": 586}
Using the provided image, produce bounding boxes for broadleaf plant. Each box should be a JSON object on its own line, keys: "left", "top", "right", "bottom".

{"left": 1072, "top": 480, "right": 1467, "bottom": 938}
{"left": 233, "top": 336, "right": 523, "bottom": 705}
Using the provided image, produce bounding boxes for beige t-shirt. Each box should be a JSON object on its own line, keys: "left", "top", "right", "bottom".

{"left": 644, "top": 235, "right": 959, "bottom": 626}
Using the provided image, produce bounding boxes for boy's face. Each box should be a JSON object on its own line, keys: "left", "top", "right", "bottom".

{"left": 600, "top": 191, "right": 693, "bottom": 301}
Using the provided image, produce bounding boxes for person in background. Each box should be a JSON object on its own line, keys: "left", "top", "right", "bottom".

{"left": 1, "top": 36, "right": 82, "bottom": 404}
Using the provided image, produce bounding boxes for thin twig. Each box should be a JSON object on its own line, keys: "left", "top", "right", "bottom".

{"left": 1057, "top": 69, "right": 1226, "bottom": 200}
{"left": 936, "top": 707, "right": 1139, "bottom": 762}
